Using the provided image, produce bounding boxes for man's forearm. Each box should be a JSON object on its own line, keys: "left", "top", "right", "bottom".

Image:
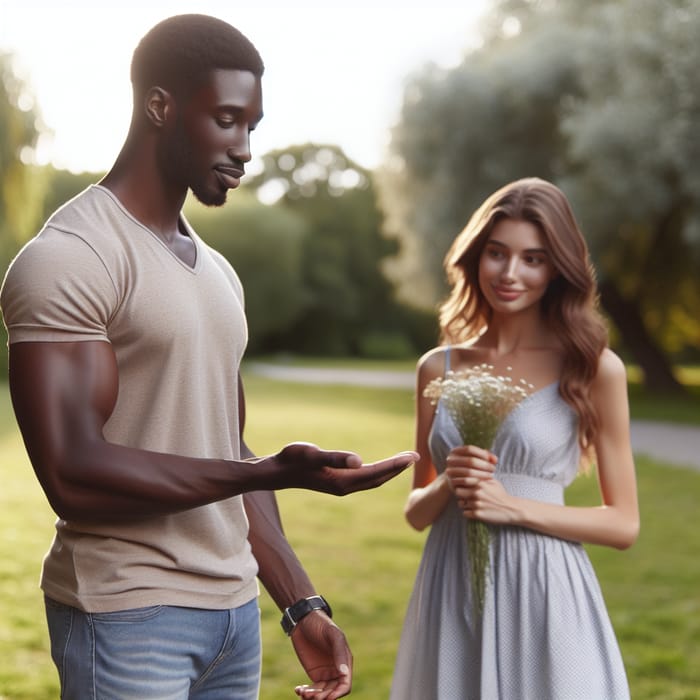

{"left": 243, "top": 490, "right": 316, "bottom": 610}
{"left": 44, "top": 441, "right": 269, "bottom": 522}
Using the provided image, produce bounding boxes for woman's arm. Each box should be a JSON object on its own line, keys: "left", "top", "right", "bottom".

{"left": 453, "top": 349, "right": 640, "bottom": 549}
{"left": 404, "top": 349, "right": 455, "bottom": 531}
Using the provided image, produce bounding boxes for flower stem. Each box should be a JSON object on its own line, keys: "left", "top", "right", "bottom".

{"left": 466, "top": 520, "right": 490, "bottom": 615}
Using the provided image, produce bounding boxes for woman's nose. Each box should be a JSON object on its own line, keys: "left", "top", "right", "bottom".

{"left": 501, "top": 257, "right": 518, "bottom": 282}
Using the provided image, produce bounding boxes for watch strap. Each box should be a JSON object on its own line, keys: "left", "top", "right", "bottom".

{"left": 280, "top": 595, "right": 332, "bottom": 635}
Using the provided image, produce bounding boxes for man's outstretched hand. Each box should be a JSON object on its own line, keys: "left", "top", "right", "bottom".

{"left": 252, "top": 443, "right": 418, "bottom": 495}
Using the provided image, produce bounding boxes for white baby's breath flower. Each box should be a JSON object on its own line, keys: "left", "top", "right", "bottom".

{"left": 424, "top": 363, "right": 533, "bottom": 614}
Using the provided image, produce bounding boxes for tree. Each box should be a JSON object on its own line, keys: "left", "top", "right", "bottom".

{"left": 557, "top": 0, "right": 700, "bottom": 389}
{"left": 381, "top": 14, "right": 581, "bottom": 299}
{"left": 246, "top": 144, "right": 423, "bottom": 357}
{"left": 38, "top": 166, "right": 104, "bottom": 224}
{"left": 0, "top": 53, "right": 46, "bottom": 378}
{"left": 1, "top": 52, "right": 46, "bottom": 259}
{"left": 380, "top": 0, "right": 699, "bottom": 392}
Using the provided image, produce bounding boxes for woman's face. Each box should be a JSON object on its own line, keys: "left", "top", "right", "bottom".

{"left": 478, "top": 217, "right": 557, "bottom": 316}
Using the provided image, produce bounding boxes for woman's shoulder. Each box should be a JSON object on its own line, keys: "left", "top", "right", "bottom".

{"left": 589, "top": 348, "right": 628, "bottom": 409}
{"left": 417, "top": 346, "right": 449, "bottom": 376}
{"left": 417, "top": 343, "right": 485, "bottom": 379}
{"left": 595, "top": 347, "right": 627, "bottom": 383}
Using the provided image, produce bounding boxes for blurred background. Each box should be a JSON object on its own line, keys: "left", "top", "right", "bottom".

{"left": 1, "top": 0, "right": 698, "bottom": 392}
{"left": 1, "top": 2, "right": 700, "bottom": 698}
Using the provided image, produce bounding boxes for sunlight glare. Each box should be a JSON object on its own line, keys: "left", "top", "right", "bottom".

{"left": 1, "top": 0, "right": 489, "bottom": 173}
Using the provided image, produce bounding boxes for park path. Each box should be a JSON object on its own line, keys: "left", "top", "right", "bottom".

{"left": 246, "top": 362, "right": 700, "bottom": 472}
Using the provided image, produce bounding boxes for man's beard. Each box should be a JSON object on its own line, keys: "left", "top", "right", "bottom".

{"left": 158, "top": 119, "right": 227, "bottom": 207}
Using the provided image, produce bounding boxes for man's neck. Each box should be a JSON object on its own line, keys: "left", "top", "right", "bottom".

{"left": 100, "top": 144, "right": 187, "bottom": 241}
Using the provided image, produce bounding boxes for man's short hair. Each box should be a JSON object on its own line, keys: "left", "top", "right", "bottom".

{"left": 131, "top": 14, "right": 264, "bottom": 98}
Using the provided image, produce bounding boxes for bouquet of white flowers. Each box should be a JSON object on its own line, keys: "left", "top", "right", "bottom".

{"left": 424, "top": 363, "right": 533, "bottom": 614}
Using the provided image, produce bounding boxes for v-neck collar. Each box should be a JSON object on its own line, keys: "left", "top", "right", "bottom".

{"left": 93, "top": 184, "right": 203, "bottom": 275}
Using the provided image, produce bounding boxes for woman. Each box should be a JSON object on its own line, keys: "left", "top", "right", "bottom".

{"left": 390, "top": 178, "right": 639, "bottom": 700}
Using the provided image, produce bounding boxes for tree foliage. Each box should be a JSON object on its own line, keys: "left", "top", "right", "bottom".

{"left": 556, "top": 0, "right": 700, "bottom": 368}
{"left": 0, "top": 53, "right": 47, "bottom": 379}
{"left": 246, "top": 143, "right": 431, "bottom": 356}
{"left": 0, "top": 53, "right": 45, "bottom": 264}
{"left": 380, "top": 0, "right": 700, "bottom": 390}
{"left": 37, "top": 167, "right": 103, "bottom": 225}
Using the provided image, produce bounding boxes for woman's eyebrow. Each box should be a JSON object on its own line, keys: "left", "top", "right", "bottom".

{"left": 487, "top": 238, "right": 549, "bottom": 254}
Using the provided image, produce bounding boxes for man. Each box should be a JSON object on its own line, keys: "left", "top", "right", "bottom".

{"left": 0, "top": 14, "right": 416, "bottom": 700}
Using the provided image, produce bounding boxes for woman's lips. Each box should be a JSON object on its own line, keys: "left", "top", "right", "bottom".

{"left": 492, "top": 286, "right": 523, "bottom": 301}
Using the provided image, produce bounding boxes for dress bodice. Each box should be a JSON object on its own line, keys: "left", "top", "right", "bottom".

{"left": 428, "top": 351, "right": 581, "bottom": 499}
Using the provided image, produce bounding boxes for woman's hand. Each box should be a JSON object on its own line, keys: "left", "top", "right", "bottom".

{"left": 444, "top": 444, "right": 497, "bottom": 492}
{"left": 445, "top": 445, "right": 520, "bottom": 525}
{"left": 458, "top": 477, "right": 521, "bottom": 525}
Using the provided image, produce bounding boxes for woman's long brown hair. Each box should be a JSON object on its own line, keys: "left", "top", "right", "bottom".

{"left": 439, "top": 177, "right": 608, "bottom": 456}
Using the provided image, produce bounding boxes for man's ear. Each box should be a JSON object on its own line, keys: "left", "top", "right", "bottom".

{"left": 144, "top": 86, "right": 174, "bottom": 127}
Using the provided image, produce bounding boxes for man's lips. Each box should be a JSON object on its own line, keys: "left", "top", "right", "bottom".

{"left": 214, "top": 165, "right": 245, "bottom": 189}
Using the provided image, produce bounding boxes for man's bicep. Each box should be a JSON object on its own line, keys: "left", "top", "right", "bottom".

{"left": 9, "top": 341, "right": 118, "bottom": 469}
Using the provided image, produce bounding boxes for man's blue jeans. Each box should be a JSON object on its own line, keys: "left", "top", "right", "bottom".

{"left": 45, "top": 596, "right": 261, "bottom": 699}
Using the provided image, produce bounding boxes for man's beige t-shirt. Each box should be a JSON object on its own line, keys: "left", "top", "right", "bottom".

{"left": 0, "top": 185, "right": 259, "bottom": 612}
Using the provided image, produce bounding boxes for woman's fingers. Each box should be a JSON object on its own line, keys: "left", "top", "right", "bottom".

{"left": 447, "top": 444, "right": 498, "bottom": 463}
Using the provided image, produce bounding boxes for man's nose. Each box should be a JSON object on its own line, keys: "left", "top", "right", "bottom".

{"left": 227, "top": 129, "right": 252, "bottom": 163}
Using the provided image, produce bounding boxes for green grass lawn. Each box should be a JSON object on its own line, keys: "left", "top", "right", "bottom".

{"left": 1, "top": 370, "right": 699, "bottom": 699}
{"left": 249, "top": 356, "right": 700, "bottom": 426}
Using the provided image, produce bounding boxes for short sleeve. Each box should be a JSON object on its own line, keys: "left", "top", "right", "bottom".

{"left": 1, "top": 227, "right": 118, "bottom": 343}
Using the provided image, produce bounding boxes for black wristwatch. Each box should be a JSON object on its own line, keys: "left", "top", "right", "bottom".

{"left": 280, "top": 595, "right": 332, "bottom": 635}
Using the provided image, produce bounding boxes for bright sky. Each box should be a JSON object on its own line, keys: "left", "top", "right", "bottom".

{"left": 0, "top": 0, "right": 489, "bottom": 174}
